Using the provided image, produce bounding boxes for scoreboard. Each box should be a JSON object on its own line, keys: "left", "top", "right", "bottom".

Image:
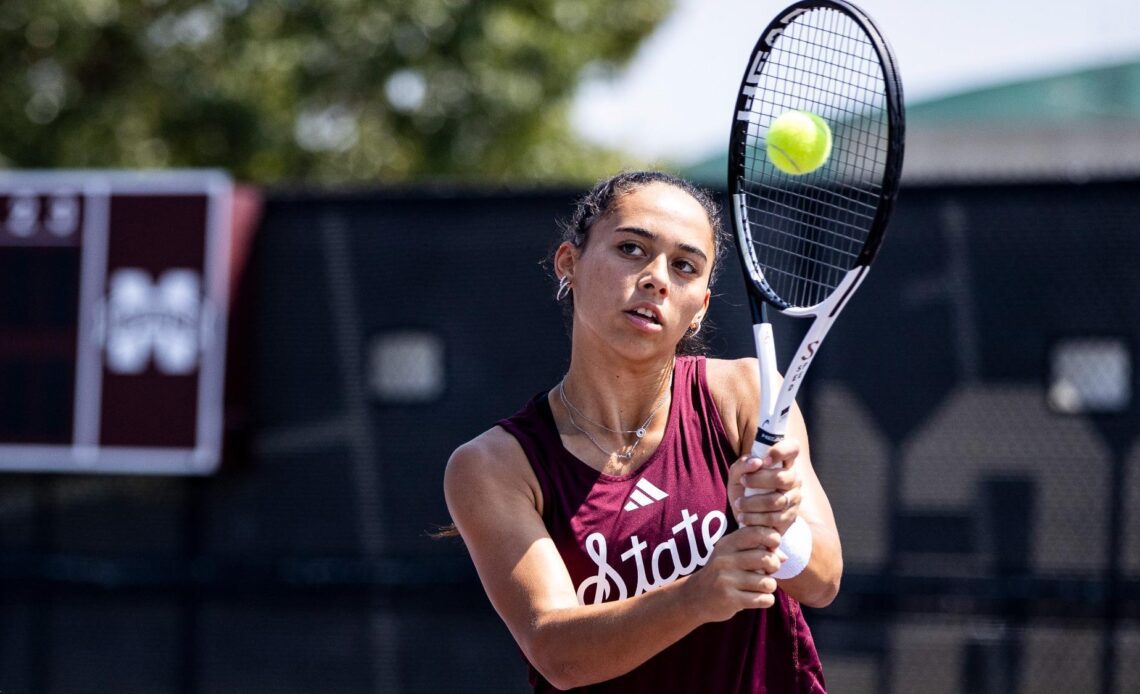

{"left": 0, "top": 171, "right": 232, "bottom": 475}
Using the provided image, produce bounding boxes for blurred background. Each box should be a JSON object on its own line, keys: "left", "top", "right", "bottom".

{"left": 2, "top": 0, "right": 1140, "bottom": 692}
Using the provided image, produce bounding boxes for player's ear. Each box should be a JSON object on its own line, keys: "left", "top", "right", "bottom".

{"left": 689, "top": 291, "right": 711, "bottom": 333}
{"left": 553, "top": 241, "right": 578, "bottom": 280}
{"left": 697, "top": 288, "right": 711, "bottom": 322}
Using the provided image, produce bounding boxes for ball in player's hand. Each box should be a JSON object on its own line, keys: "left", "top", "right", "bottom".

{"left": 766, "top": 111, "right": 832, "bottom": 175}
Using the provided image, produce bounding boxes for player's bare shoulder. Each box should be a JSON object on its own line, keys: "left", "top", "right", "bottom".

{"left": 444, "top": 424, "right": 542, "bottom": 519}
{"left": 706, "top": 356, "right": 761, "bottom": 405}
{"left": 705, "top": 357, "right": 761, "bottom": 454}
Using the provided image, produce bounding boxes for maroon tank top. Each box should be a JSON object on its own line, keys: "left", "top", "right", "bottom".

{"left": 497, "top": 356, "right": 826, "bottom": 693}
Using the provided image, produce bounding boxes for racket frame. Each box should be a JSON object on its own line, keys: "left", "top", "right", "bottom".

{"left": 727, "top": 0, "right": 906, "bottom": 461}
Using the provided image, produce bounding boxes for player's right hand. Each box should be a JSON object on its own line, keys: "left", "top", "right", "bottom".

{"left": 727, "top": 441, "right": 804, "bottom": 536}
{"left": 684, "top": 524, "right": 784, "bottom": 622}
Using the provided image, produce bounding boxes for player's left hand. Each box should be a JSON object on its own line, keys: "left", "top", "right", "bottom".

{"left": 727, "top": 438, "right": 803, "bottom": 536}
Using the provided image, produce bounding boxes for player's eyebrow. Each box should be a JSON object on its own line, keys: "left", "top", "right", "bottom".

{"left": 615, "top": 225, "right": 709, "bottom": 262}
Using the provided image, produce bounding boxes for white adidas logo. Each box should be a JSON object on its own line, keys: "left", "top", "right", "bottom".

{"left": 623, "top": 478, "right": 669, "bottom": 512}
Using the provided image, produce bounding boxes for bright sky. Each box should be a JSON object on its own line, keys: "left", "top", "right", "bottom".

{"left": 570, "top": 0, "right": 1140, "bottom": 164}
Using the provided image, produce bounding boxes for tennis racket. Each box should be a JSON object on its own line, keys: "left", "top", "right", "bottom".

{"left": 728, "top": 0, "right": 905, "bottom": 473}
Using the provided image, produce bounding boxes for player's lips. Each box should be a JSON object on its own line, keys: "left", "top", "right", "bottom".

{"left": 624, "top": 304, "right": 664, "bottom": 331}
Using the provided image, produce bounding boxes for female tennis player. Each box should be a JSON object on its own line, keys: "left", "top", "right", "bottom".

{"left": 444, "top": 171, "right": 841, "bottom": 692}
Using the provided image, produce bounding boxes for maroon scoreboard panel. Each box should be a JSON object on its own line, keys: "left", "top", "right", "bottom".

{"left": 0, "top": 171, "right": 232, "bottom": 475}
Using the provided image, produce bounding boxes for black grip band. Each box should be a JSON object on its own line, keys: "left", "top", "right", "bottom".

{"left": 755, "top": 428, "right": 783, "bottom": 447}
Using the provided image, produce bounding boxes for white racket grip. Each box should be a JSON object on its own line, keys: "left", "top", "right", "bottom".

{"left": 746, "top": 323, "right": 780, "bottom": 498}
{"left": 754, "top": 323, "right": 778, "bottom": 435}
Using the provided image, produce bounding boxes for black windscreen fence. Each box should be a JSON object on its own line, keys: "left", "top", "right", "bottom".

{"left": 2, "top": 180, "right": 1139, "bottom": 693}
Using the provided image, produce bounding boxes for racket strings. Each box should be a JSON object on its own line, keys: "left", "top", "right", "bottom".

{"left": 737, "top": 6, "right": 891, "bottom": 309}
{"left": 741, "top": 190, "right": 868, "bottom": 266}
{"left": 743, "top": 186, "right": 876, "bottom": 230}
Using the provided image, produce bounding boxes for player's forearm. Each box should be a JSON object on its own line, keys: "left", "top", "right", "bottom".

{"left": 522, "top": 578, "right": 703, "bottom": 689}
{"left": 776, "top": 521, "right": 842, "bottom": 607}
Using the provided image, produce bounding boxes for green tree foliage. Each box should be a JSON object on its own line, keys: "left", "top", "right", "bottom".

{"left": 0, "top": 0, "right": 671, "bottom": 183}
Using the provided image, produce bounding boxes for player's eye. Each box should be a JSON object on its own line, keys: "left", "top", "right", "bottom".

{"left": 674, "top": 258, "right": 698, "bottom": 275}
{"left": 617, "top": 242, "right": 645, "bottom": 257}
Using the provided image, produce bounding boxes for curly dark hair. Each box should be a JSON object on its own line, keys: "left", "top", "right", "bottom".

{"left": 552, "top": 170, "right": 729, "bottom": 355}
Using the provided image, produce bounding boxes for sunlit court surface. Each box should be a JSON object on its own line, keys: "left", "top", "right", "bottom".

{"left": 2, "top": 1, "right": 1140, "bottom": 692}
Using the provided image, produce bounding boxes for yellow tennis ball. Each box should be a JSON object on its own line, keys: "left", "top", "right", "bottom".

{"left": 766, "top": 111, "right": 832, "bottom": 175}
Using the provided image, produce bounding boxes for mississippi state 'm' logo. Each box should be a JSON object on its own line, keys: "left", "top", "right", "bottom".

{"left": 97, "top": 268, "right": 210, "bottom": 375}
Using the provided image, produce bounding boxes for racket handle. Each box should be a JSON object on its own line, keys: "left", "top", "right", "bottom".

{"left": 750, "top": 318, "right": 782, "bottom": 500}
{"left": 749, "top": 439, "right": 773, "bottom": 461}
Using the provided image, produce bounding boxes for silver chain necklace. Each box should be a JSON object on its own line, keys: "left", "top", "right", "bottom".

{"left": 557, "top": 368, "right": 672, "bottom": 461}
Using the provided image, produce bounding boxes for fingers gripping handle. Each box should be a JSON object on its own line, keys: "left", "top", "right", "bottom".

{"left": 744, "top": 435, "right": 780, "bottom": 497}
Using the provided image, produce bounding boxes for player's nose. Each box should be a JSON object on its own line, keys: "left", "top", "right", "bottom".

{"left": 640, "top": 255, "right": 669, "bottom": 296}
